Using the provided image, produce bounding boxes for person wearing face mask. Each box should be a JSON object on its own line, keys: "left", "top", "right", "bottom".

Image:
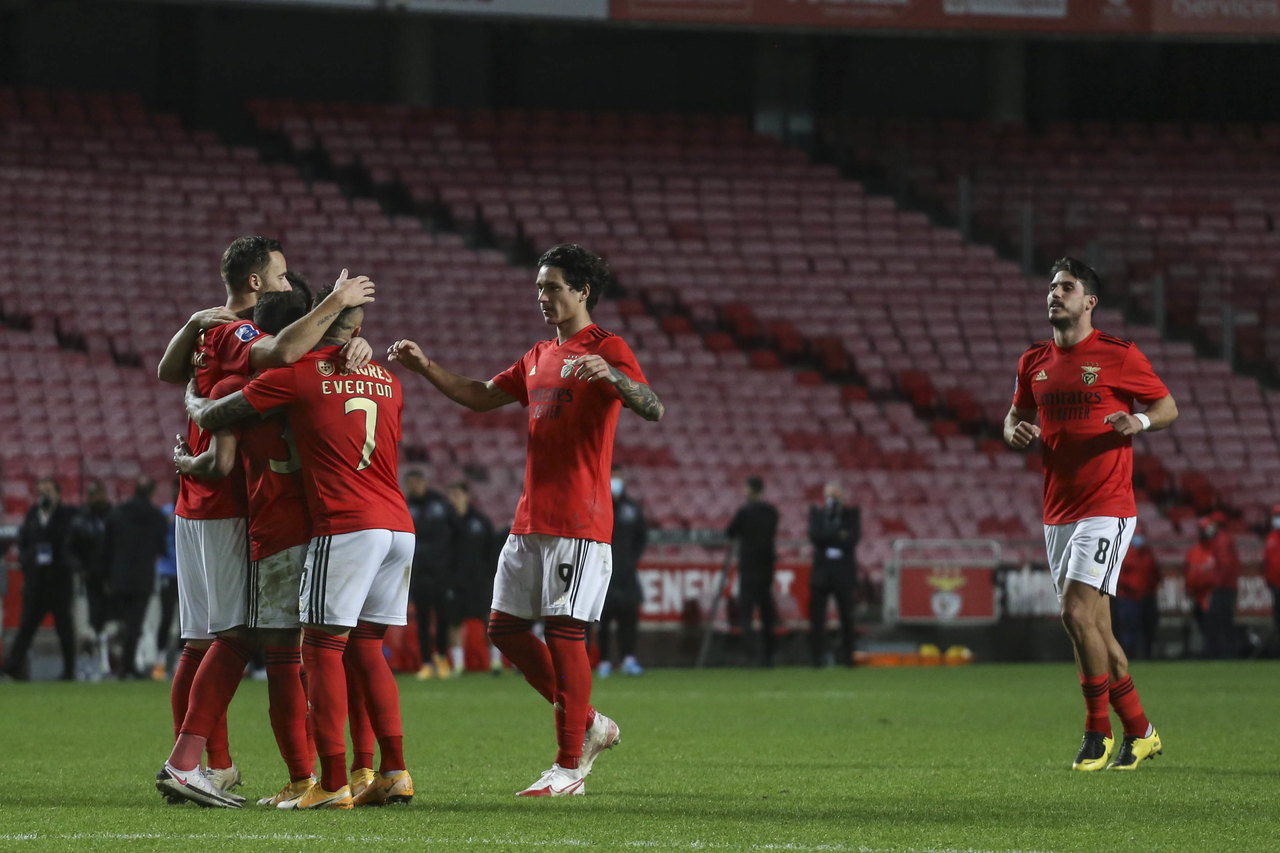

{"left": 3, "top": 478, "right": 80, "bottom": 680}
{"left": 595, "top": 469, "right": 648, "bottom": 678}
{"left": 1263, "top": 505, "right": 1280, "bottom": 655}
{"left": 1113, "top": 527, "right": 1159, "bottom": 660}
{"left": 1204, "top": 513, "right": 1240, "bottom": 659}
{"left": 68, "top": 479, "right": 114, "bottom": 677}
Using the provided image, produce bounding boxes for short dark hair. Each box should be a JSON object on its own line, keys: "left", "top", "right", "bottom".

{"left": 746, "top": 475, "right": 764, "bottom": 494}
{"left": 254, "top": 290, "right": 309, "bottom": 336}
{"left": 284, "top": 270, "right": 312, "bottom": 306}
{"left": 221, "top": 236, "right": 282, "bottom": 293}
{"left": 447, "top": 480, "right": 469, "bottom": 493}
{"left": 313, "top": 282, "right": 362, "bottom": 338}
{"left": 134, "top": 475, "right": 156, "bottom": 500}
{"left": 36, "top": 476, "right": 60, "bottom": 495}
{"left": 1049, "top": 257, "right": 1101, "bottom": 299}
{"left": 537, "top": 244, "right": 612, "bottom": 311}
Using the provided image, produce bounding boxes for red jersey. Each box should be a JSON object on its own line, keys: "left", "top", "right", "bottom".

{"left": 211, "top": 375, "right": 311, "bottom": 561}
{"left": 175, "top": 318, "right": 264, "bottom": 520}
{"left": 1264, "top": 530, "right": 1280, "bottom": 588}
{"left": 492, "top": 324, "right": 646, "bottom": 543}
{"left": 1116, "top": 545, "right": 1159, "bottom": 600}
{"left": 1210, "top": 532, "right": 1240, "bottom": 590}
{"left": 240, "top": 347, "right": 413, "bottom": 537}
{"left": 1013, "top": 329, "right": 1169, "bottom": 525}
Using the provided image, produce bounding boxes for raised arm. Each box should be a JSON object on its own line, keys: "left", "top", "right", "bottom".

{"left": 387, "top": 340, "right": 517, "bottom": 412}
{"left": 156, "top": 307, "right": 241, "bottom": 384}
{"left": 173, "top": 431, "right": 238, "bottom": 479}
{"left": 248, "top": 269, "right": 376, "bottom": 371}
{"left": 1003, "top": 404, "right": 1041, "bottom": 450}
{"left": 571, "top": 354, "right": 665, "bottom": 422}
{"left": 185, "top": 380, "right": 261, "bottom": 433}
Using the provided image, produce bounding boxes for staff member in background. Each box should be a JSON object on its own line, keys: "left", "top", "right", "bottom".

{"left": 404, "top": 469, "right": 459, "bottom": 679}
{"left": 1204, "top": 513, "right": 1240, "bottom": 659}
{"left": 727, "top": 475, "right": 779, "bottom": 668}
{"left": 1113, "top": 526, "right": 1159, "bottom": 660}
{"left": 105, "top": 475, "right": 168, "bottom": 679}
{"left": 1265, "top": 505, "right": 1280, "bottom": 656}
{"left": 446, "top": 480, "right": 499, "bottom": 673}
{"left": 3, "top": 478, "right": 79, "bottom": 681}
{"left": 596, "top": 469, "right": 648, "bottom": 678}
{"left": 807, "top": 481, "right": 860, "bottom": 668}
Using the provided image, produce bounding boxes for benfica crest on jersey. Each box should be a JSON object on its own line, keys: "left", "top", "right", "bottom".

{"left": 1081, "top": 363, "right": 1101, "bottom": 385}
{"left": 560, "top": 357, "right": 580, "bottom": 379}
{"left": 316, "top": 360, "right": 336, "bottom": 377}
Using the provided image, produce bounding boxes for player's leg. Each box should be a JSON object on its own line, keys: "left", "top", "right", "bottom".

{"left": 350, "top": 530, "right": 416, "bottom": 805}
{"left": 344, "top": 639, "right": 377, "bottom": 801}
{"left": 518, "top": 537, "right": 616, "bottom": 797}
{"left": 488, "top": 534, "right": 558, "bottom": 703}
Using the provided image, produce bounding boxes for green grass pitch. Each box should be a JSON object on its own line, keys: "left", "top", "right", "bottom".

{"left": 2, "top": 661, "right": 1278, "bottom": 852}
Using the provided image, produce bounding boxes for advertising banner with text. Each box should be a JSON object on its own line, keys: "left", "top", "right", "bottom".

{"left": 1150, "top": 0, "right": 1280, "bottom": 33}
{"left": 611, "top": 0, "right": 1149, "bottom": 34}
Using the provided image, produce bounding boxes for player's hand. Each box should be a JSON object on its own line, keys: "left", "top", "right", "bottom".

{"left": 1007, "top": 420, "right": 1041, "bottom": 449}
{"left": 330, "top": 269, "right": 376, "bottom": 308}
{"left": 190, "top": 306, "right": 239, "bottom": 330}
{"left": 387, "top": 339, "right": 431, "bottom": 375}
{"left": 339, "top": 336, "right": 373, "bottom": 374}
{"left": 173, "top": 434, "right": 193, "bottom": 473}
{"left": 572, "top": 354, "right": 617, "bottom": 385}
{"left": 1104, "top": 411, "right": 1143, "bottom": 436}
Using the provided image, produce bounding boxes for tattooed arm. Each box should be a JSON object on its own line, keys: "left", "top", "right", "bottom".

{"left": 572, "top": 355, "right": 665, "bottom": 422}
{"left": 185, "top": 379, "right": 262, "bottom": 433}
{"left": 248, "top": 269, "right": 376, "bottom": 370}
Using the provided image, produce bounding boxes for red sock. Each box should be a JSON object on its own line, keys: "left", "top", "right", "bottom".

{"left": 1109, "top": 674, "right": 1152, "bottom": 738}
{"left": 300, "top": 664, "right": 316, "bottom": 762}
{"left": 206, "top": 711, "right": 232, "bottom": 770}
{"left": 265, "top": 645, "right": 313, "bottom": 782}
{"left": 1080, "top": 672, "right": 1112, "bottom": 737}
{"left": 302, "top": 628, "right": 349, "bottom": 792}
{"left": 343, "top": 643, "right": 376, "bottom": 773}
{"left": 170, "top": 644, "right": 206, "bottom": 742}
{"left": 545, "top": 618, "right": 592, "bottom": 771}
{"left": 170, "top": 636, "right": 253, "bottom": 771}
{"left": 488, "top": 611, "right": 557, "bottom": 703}
{"left": 349, "top": 622, "right": 405, "bottom": 774}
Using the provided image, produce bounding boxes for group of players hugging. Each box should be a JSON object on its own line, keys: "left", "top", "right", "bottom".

{"left": 154, "top": 236, "right": 664, "bottom": 808}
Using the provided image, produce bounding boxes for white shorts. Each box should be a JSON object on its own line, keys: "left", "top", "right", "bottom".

{"left": 492, "top": 533, "right": 613, "bottom": 623}
{"left": 300, "top": 530, "right": 415, "bottom": 628}
{"left": 175, "top": 516, "right": 249, "bottom": 639}
{"left": 1044, "top": 516, "right": 1136, "bottom": 600}
{"left": 248, "top": 544, "right": 307, "bottom": 630}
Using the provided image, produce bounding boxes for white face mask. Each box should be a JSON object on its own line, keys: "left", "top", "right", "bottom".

{"left": 1132, "top": 535, "right": 1146, "bottom": 548}
{"left": 611, "top": 477, "right": 624, "bottom": 499}
{"left": 1272, "top": 516, "right": 1280, "bottom": 530}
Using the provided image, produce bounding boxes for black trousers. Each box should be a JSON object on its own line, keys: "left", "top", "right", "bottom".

{"left": 1204, "top": 588, "right": 1237, "bottom": 659}
{"left": 411, "top": 578, "right": 453, "bottom": 659}
{"left": 598, "top": 598, "right": 639, "bottom": 663}
{"left": 738, "top": 574, "right": 776, "bottom": 664}
{"left": 156, "top": 576, "right": 180, "bottom": 666}
{"left": 112, "top": 592, "right": 151, "bottom": 677}
{"left": 808, "top": 571, "right": 856, "bottom": 666}
{"left": 4, "top": 579, "right": 75, "bottom": 678}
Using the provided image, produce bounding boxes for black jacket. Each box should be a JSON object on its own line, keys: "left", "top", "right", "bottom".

{"left": 727, "top": 499, "right": 779, "bottom": 579}
{"left": 607, "top": 495, "right": 648, "bottom": 605}
{"left": 18, "top": 500, "right": 79, "bottom": 586}
{"left": 809, "top": 500, "right": 860, "bottom": 578}
{"left": 453, "top": 506, "right": 498, "bottom": 619}
{"left": 106, "top": 496, "right": 167, "bottom": 597}
{"left": 407, "top": 489, "right": 459, "bottom": 585}
{"left": 69, "top": 501, "right": 112, "bottom": 582}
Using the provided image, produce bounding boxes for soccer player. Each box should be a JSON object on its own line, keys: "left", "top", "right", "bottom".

{"left": 186, "top": 283, "right": 415, "bottom": 811}
{"left": 154, "top": 236, "right": 374, "bottom": 798}
{"left": 158, "top": 289, "right": 317, "bottom": 809}
{"left": 1004, "top": 256, "right": 1178, "bottom": 772}
{"left": 388, "top": 243, "right": 665, "bottom": 797}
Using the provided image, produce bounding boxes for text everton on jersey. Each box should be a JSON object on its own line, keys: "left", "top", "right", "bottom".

{"left": 320, "top": 362, "right": 395, "bottom": 399}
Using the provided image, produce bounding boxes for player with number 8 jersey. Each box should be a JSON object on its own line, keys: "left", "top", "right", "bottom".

{"left": 1005, "top": 257, "right": 1177, "bottom": 775}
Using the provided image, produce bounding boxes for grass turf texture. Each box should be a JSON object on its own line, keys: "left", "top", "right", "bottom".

{"left": 1, "top": 662, "right": 1277, "bottom": 852}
